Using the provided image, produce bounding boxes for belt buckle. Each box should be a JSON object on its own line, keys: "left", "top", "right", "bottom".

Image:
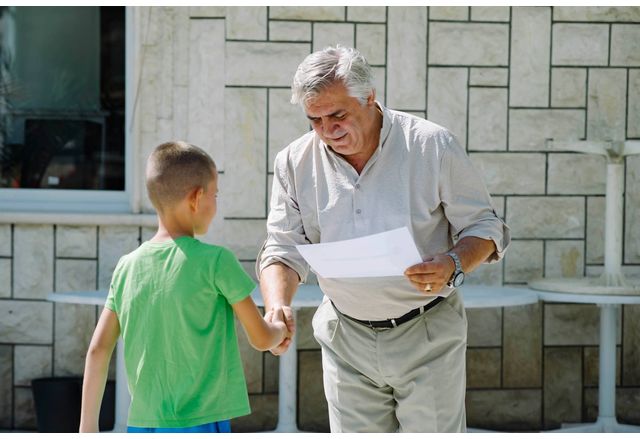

{"left": 390, "top": 318, "right": 398, "bottom": 328}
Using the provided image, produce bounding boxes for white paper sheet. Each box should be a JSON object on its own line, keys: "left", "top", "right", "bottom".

{"left": 296, "top": 227, "right": 423, "bottom": 278}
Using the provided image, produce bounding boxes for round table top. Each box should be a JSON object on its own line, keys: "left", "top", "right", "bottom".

{"left": 529, "top": 278, "right": 640, "bottom": 304}
{"left": 458, "top": 284, "right": 539, "bottom": 308}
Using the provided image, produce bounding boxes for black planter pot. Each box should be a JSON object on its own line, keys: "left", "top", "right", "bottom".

{"left": 31, "top": 377, "right": 115, "bottom": 432}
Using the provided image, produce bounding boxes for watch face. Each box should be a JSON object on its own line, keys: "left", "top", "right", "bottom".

{"left": 453, "top": 272, "right": 464, "bottom": 287}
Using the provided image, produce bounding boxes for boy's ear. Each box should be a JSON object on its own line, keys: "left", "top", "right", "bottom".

{"left": 188, "top": 187, "right": 204, "bottom": 212}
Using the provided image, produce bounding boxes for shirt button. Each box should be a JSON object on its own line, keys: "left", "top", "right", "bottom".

{"left": 356, "top": 209, "right": 362, "bottom": 214}
{"left": 355, "top": 184, "right": 361, "bottom": 189}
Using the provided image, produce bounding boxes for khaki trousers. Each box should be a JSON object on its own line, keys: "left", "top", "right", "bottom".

{"left": 312, "top": 291, "right": 468, "bottom": 433}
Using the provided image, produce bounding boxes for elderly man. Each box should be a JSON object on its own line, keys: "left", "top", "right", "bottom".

{"left": 257, "top": 46, "right": 510, "bottom": 433}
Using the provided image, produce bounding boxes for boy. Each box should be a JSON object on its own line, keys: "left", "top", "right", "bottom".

{"left": 80, "top": 141, "right": 289, "bottom": 433}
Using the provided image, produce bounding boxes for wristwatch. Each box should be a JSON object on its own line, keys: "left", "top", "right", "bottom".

{"left": 446, "top": 251, "right": 465, "bottom": 288}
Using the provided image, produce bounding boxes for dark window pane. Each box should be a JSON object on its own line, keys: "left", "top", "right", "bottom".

{"left": 0, "top": 6, "right": 125, "bottom": 190}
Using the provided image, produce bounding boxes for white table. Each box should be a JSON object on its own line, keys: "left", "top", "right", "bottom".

{"left": 458, "top": 284, "right": 539, "bottom": 308}
{"left": 250, "top": 284, "right": 324, "bottom": 433}
{"left": 529, "top": 279, "right": 640, "bottom": 433}
{"left": 46, "top": 290, "right": 129, "bottom": 432}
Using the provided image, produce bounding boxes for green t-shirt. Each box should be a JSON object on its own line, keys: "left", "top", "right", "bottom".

{"left": 105, "top": 236, "right": 256, "bottom": 428}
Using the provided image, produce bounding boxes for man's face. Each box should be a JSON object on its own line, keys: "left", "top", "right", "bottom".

{"left": 304, "top": 82, "right": 377, "bottom": 160}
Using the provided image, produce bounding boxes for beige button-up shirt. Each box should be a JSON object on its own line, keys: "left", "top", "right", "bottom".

{"left": 258, "top": 103, "right": 510, "bottom": 320}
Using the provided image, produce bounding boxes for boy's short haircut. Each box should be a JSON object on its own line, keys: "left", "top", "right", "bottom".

{"left": 146, "top": 141, "right": 217, "bottom": 211}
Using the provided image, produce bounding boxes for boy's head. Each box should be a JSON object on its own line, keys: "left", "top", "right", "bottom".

{"left": 146, "top": 141, "right": 218, "bottom": 233}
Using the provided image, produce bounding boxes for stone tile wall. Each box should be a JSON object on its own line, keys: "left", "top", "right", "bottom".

{"left": 1, "top": 5, "right": 639, "bottom": 432}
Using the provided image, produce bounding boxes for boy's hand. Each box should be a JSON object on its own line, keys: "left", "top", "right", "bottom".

{"left": 264, "top": 306, "right": 295, "bottom": 355}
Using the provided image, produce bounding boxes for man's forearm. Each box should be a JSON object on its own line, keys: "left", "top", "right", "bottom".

{"left": 259, "top": 262, "right": 300, "bottom": 311}
{"left": 450, "top": 236, "right": 497, "bottom": 273}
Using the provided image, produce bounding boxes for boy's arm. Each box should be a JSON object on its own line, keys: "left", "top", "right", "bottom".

{"left": 232, "top": 296, "right": 290, "bottom": 351}
{"left": 80, "top": 307, "right": 120, "bottom": 433}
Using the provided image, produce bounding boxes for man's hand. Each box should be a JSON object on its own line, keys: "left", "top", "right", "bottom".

{"left": 264, "top": 305, "right": 296, "bottom": 355}
{"left": 404, "top": 253, "right": 455, "bottom": 294}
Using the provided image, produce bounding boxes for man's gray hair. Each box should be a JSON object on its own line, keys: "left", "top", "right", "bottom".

{"left": 291, "top": 45, "right": 374, "bottom": 106}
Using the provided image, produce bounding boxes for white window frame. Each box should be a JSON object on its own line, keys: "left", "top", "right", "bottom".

{"left": 0, "top": 7, "right": 136, "bottom": 214}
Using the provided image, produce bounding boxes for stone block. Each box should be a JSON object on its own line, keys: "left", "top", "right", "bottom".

{"left": 587, "top": 69, "right": 627, "bottom": 141}
{"left": 429, "top": 22, "right": 509, "bottom": 66}
{"left": 54, "top": 303, "right": 96, "bottom": 376}
{"left": 347, "top": 6, "right": 386, "bottom": 22}
{"left": 14, "top": 387, "right": 36, "bottom": 430}
{"left": 544, "top": 240, "right": 584, "bottom": 279}
{"left": 623, "top": 304, "right": 640, "bottom": 385}
{"left": 429, "top": 6, "right": 468, "bottom": 20}
{"left": 551, "top": 68, "right": 587, "bottom": 108}
{"left": 507, "top": 197, "right": 585, "bottom": 239}
{"left": 239, "top": 261, "right": 257, "bottom": 283}
{"left": 56, "top": 226, "right": 97, "bottom": 258}
{"left": 313, "top": 23, "right": 355, "bottom": 52}
{"left": 630, "top": 70, "right": 640, "bottom": 138}
{"left": 264, "top": 352, "right": 279, "bottom": 393}
{"left": 188, "top": 19, "right": 225, "bottom": 170}
{"left": 269, "top": 6, "right": 345, "bottom": 21}
{"left": 471, "top": 6, "right": 510, "bottom": 22}
{"left": 552, "top": 24, "right": 609, "bottom": 66}
{"left": 224, "top": 88, "right": 267, "bottom": 218}
{"left": 504, "top": 240, "right": 544, "bottom": 283}
{"left": 0, "top": 301, "right": 53, "bottom": 344}
{"left": 468, "top": 88, "right": 508, "bottom": 150}
{"left": 189, "top": 7, "right": 225, "bottom": 18}
{"left": 508, "top": 109, "right": 585, "bottom": 151}
{"left": 268, "top": 21, "right": 311, "bottom": 42}
{"left": 14, "top": 345, "right": 52, "bottom": 386}
{"left": 626, "top": 156, "right": 640, "bottom": 263}
{"left": 172, "top": 8, "right": 189, "bottom": 87}
{"left": 503, "top": 303, "right": 542, "bottom": 388}
{"left": 544, "top": 303, "right": 621, "bottom": 345}
{"left": 55, "top": 259, "right": 97, "bottom": 292}
{"left": 98, "top": 226, "right": 140, "bottom": 289}
{"left": 584, "top": 346, "right": 621, "bottom": 387}
{"left": 232, "top": 393, "right": 277, "bottom": 432}
{"left": 427, "top": 68, "right": 467, "bottom": 147}
{"left": 226, "top": 42, "right": 310, "bottom": 88}
{"left": 548, "top": 153, "right": 606, "bottom": 194}
{"left": 0, "top": 258, "right": 10, "bottom": 298}
{"left": 356, "top": 24, "right": 386, "bottom": 65}
{"left": 14, "top": 225, "right": 53, "bottom": 299}
{"left": 387, "top": 7, "right": 427, "bottom": 110}
{"left": 553, "top": 6, "right": 640, "bottom": 22}
{"left": 172, "top": 85, "right": 188, "bottom": 140}
{"left": 140, "top": 226, "right": 156, "bottom": 243}
{"left": 224, "top": 219, "right": 267, "bottom": 260}
{"left": 617, "top": 388, "right": 640, "bottom": 425}
{"left": 469, "top": 153, "right": 545, "bottom": 194}
{"left": 611, "top": 24, "right": 640, "bottom": 66}
{"left": 297, "top": 306, "right": 320, "bottom": 349}
{"left": 226, "top": 6, "right": 266, "bottom": 40}
{"left": 0, "top": 224, "right": 10, "bottom": 256}
{"left": 298, "top": 350, "right": 330, "bottom": 432}
{"left": 235, "top": 318, "right": 262, "bottom": 393}
{"left": 469, "top": 68, "right": 508, "bottom": 86}
{"left": 466, "top": 307, "right": 502, "bottom": 347}
{"left": 466, "top": 389, "right": 542, "bottom": 431}
{"left": 586, "top": 196, "right": 605, "bottom": 264}
{"left": 465, "top": 259, "right": 503, "bottom": 286}
{"left": 0, "top": 345, "right": 11, "bottom": 428}
{"left": 543, "top": 347, "right": 582, "bottom": 429}
{"left": 466, "top": 348, "right": 501, "bottom": 389}
{"left": 510, "top": 7, "right": 550, "bottom": 107}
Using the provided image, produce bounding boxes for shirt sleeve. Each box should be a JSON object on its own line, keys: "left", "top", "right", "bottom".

{"left": 214, "top": 247, "right": 257, "bottom": 305}
{"left": 104, "top": 256, "right": 124, "bottom": 313}
{"left": 438, "top": 131, "right": 511, "bottom": 263}
{"left": 256, "top": 149, "right": 311, "bottom": 282}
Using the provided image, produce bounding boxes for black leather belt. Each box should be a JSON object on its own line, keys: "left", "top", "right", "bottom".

{"left": 332, "top": 296, "right": 444, "bottom": 329}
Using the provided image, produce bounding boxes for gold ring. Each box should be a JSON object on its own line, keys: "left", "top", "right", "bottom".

{"left": 424, "top": 283, "right": 432, "bottom": 292}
